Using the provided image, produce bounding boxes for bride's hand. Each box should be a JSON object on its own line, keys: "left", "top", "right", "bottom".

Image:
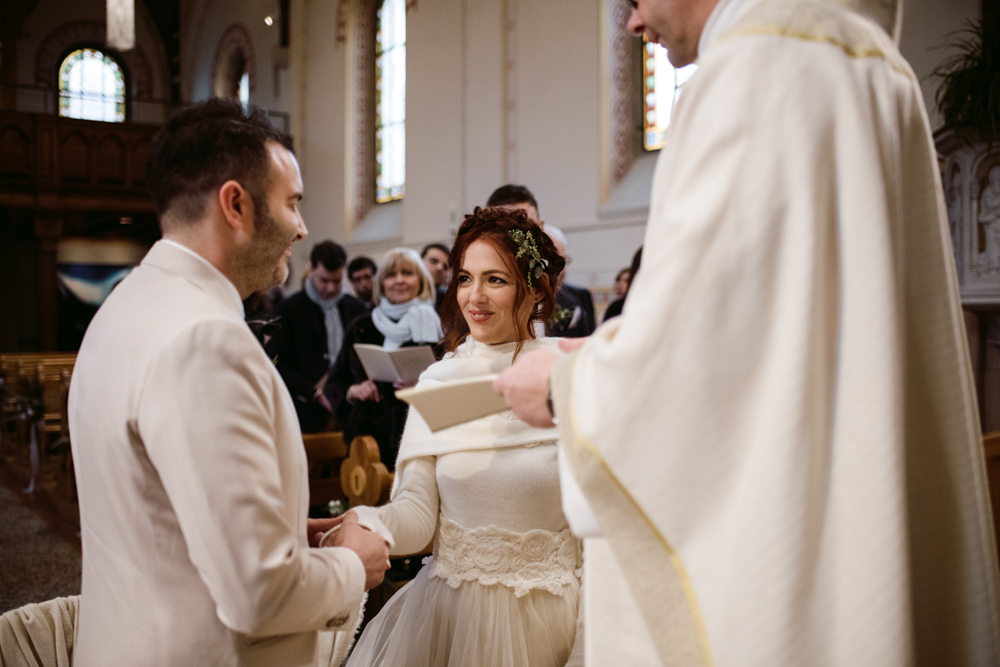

{"left": 392, "top": 379, "right": 417, "bottom": 390}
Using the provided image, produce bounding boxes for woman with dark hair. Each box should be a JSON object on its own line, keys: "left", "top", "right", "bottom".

{"left": 344, "top": 207, "right": 580, "bottom": 667}
{"left": 329, "top": 247, "right": 443, "bottom": 470}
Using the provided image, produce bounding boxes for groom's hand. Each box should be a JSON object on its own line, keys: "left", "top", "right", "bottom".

{"left": 332, "top": 511, "right": 391, "bottom": 590}
{"left": 307, "top": 516, "right": 344, "bottom": 548}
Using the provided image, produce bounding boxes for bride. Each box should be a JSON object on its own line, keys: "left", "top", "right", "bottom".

{"left": 344, "top": 206, "right": 581, "bottom": 667}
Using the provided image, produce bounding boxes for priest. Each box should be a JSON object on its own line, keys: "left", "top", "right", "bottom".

{"left": 495, "top": 0, "right": 1000, "bottom": 665}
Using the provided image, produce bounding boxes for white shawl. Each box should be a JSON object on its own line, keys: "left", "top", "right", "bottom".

{"left": 392, "top": 336, "right": 560, "bottom": 495}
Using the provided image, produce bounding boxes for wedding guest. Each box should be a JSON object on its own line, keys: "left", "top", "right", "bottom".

{"left": 613, "top": 268, "right": 630, "bottom": 301}
{"left": 348, "top": 255, "right": 377, "bottom": 308}
{"left": 346, "top": 206, "right": 581, "bottom": 667}
{"left": 544, "top": 225, "right": 595, "bottom": 338}
{"left": 603, "top": 247, "right": 642, "bottom": 323}
{"left": 421, "top": 243, "right": 451, "bottom": 312}
{"left": 266, "top": 240, "right": 368, "bottom": 432}
{"left": 329, "top": 248, "right": 442, "bottom": 470}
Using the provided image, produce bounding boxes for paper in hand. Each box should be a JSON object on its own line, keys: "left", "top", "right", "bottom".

{"left": 354, "top": 344, "right": 436, "bottom": 383}
{"left": 395, "top": 374, "right": 508, "bottom": 432}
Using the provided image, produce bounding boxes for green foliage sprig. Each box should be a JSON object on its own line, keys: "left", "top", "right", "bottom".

{"left": 509, "top": 229, "right": 549, "bottom": 289}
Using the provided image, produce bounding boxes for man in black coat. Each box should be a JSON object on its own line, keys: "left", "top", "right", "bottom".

{"left": 266, "top": 240, "right": 368, "bottom": 432}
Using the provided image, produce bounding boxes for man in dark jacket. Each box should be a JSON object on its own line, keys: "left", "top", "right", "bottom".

{"left": 266, "top": 240, "right": 368, "bottom": 432}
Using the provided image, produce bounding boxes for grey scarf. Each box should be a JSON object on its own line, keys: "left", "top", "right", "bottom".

{"left": 305, "top": 277, "right": 345, "bottom": 367}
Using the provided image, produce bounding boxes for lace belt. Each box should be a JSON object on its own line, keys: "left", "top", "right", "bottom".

{"left": 424, "top": 517, "right": 582, "bottom": 598}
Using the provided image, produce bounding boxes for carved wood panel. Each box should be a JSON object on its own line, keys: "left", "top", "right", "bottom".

{"left": 97, "top": 136, "right": 126, "bottom": 184}
{"left": 0, "top": 126, "right": 31, "bottom": 177}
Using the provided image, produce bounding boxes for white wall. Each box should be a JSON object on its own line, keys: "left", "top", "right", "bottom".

{"left": 182, "top": 0, "right": 291, "bottom": 114}
{"left": 186, "top": 0, "right": 980, "bottom": 296}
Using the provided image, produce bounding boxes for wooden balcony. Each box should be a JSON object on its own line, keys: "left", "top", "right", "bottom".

{"left": 0, "top": 109, "right": 158, "bottom": 213}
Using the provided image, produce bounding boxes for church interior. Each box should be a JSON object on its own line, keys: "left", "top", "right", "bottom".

{"left": 1, "top": 0, "right": 998, "bottom": 636}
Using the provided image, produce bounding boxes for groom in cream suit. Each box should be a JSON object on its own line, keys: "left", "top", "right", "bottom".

{"left": 69, "top": 99, "right": 390, "bottom": 667}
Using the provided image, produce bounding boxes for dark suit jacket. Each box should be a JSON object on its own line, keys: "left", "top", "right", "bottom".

{"left": 563, "top": 283, "right": 596, "bottom": 330}
{"left": 548, "top": 287, "right": 595, "bottom": 338}
{"left": 266, "top": 290, "right": 369, "bottom": 432}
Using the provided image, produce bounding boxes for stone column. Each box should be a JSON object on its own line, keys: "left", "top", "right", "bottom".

{"left": 33, "top": 211, "right": 62, "bottom": 351}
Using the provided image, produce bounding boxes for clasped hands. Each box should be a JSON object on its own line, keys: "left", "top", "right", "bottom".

{"left": 308, "top": 511, "right": 390, "bottom": 590}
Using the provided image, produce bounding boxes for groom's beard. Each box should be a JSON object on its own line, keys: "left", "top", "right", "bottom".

{"left": 235, "top": 193, "right": 295, "bottom": 292}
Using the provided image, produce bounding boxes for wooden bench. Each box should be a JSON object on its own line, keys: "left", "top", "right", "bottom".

{"left": 302, "top": 431, "right": 348, "bottom": 510}
{"left": 340, "top": 435, "right": 393, "bottom": 507}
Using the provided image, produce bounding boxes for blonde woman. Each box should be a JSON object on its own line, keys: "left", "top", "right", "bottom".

{"left": 329, "top": 248, "right": 443, "bottom": 470}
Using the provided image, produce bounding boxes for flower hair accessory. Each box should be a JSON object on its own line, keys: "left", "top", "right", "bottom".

{"left": 509, "top": 229, "right": 549, "bottom": 289}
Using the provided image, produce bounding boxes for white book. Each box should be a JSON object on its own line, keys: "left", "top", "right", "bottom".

{"left": 396, "top": 374, "right": 508, "bottom": 432}
{"left": 354, "top": 344, "right": 437, "bottom": 383}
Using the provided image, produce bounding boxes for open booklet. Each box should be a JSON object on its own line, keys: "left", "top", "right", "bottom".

{"left": 395, "top": 374, "right": 509, "bottom": 432}
{"left": 354, "top": 343, "right": 437, "bottom": 383}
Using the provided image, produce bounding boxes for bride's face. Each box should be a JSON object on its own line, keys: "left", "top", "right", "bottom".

{"left": 457, "top": 240, "right": 536, "bottom": 345}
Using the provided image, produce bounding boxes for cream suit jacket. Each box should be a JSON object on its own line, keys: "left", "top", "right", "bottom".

{"left": 69, "top": 241, "right": 366, "bottom": 667}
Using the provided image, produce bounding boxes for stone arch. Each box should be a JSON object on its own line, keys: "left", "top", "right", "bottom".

{"left": 211, "top": 23, "right": 256, "bottom": 99}
{"left": 35, "top": 20, "right": 154, "bottom": 99}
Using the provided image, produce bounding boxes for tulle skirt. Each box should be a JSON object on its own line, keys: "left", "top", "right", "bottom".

{"left": 346, "top": 561, "right": 579, "bottom": 667}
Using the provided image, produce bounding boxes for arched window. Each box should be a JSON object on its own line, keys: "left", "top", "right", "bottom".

{"left": 375, "top": 0, "right": 406, "bottom": 203}
{"left": 58, "top": 48, "right": 126, "bottom": 123}
{"left": 642, "top": 39, "right": 696, "bottom": 151}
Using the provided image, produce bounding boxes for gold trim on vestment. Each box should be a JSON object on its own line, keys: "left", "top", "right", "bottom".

{"left": 712, "top": 0, "right": 913, "bottom": 79}
{"left": 553, "top": 349, "right": 713, "bottom": 667}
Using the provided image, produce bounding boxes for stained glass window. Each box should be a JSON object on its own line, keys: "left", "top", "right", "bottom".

{"left": 375, "top": 0, "right": 405, "bottom": 203}
{"left": 239, "top": 71, "right": 250, "bottom": 104}
{"left": 643, "top": 39, "right": 696, "bottom": 151}
{"left": 58, "top": 49, "right": 126, "bottom": 123}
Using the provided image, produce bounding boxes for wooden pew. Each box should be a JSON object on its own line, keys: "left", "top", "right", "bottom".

{"left": 340, "top": 435, "right": 393, "bottom": 507}
{"left": 302, "top": 431, "right": 348, "bottom": 510}
{"left": 0, "top": 353, "right": 79, "bottom": 527}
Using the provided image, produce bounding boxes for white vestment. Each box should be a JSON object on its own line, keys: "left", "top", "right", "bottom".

{"left": 552, "top": 0, "right": 1000, "bottom": 665}
{"left": 69, "top": 241, "right": 367, "bottom": 667}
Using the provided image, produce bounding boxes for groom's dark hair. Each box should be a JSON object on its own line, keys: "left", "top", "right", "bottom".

{"left": 146, "top": 98, "right": 294, "bottom": 229}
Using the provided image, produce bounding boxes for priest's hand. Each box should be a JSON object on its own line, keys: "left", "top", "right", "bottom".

{"left": 331, "top": 511, "right": 391, "bottom": 590}
{"left": 559, "top": 337, "right": 589, "bottom": 353}
{"left": 494, "top": 348, "right": 560, "bottom": 428}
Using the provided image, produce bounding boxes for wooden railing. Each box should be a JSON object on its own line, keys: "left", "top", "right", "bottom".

{"left": 0, "top": 109, "right": 159, "bottom": 212}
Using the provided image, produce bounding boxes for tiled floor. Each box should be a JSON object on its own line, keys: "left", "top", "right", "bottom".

{"left": 0, "top": 473, "right": 81, "bottom": 614}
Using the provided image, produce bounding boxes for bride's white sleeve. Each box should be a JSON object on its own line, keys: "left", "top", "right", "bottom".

{"left": 351, "top": 456, "right": 438, "bottom": 556}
